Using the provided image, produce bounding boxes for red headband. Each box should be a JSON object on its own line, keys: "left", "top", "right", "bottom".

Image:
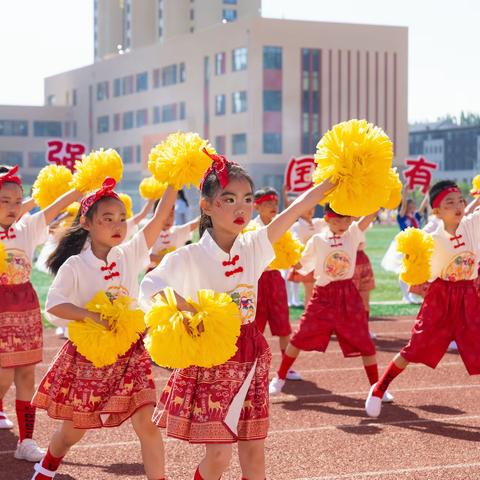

{"left": 80, "top": 178, "right": 120, "bottom": 216}
{"left": 0, "top": 165, "right": 22, "bottom": 189}
{"left": 432, "top": 186, "right": 461, "bottom": 209}
{"left": 254, "top": 193, "right": 278, "bottom": 205}
{"left": 324, "top": 211, "right": 340, "bottom": 219}
{"left": 200, "top": 148, "right": 234, "bottom": 190}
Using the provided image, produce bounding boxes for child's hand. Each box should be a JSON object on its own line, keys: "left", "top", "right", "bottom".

{"left": 86, "top": 311, "right": 110, "bottom": 329}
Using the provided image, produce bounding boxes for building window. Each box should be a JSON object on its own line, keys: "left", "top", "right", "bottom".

{"left": 136, "top": 109, "right": 148, "bottom": 127}
{"left": 179, "top": 62, "right": 186, "bottom": 82}
{"left": 97, "top": 115, "right": 109, "bottom": 134}
{"left": 215, "top": 95, "right": 226, "bottom": 116}
{"left": 232, "top": 91, "right": 247, "bottom": 113}
{"left": 33, "top": 121, "right": 62, "bottom": 137}
{"left": 190, "top": 8, "right": 194, "bottom": 20}
{"left": 215, "top": 135, "right": 226, "bottom": 154}
{"left": 223, "top": 0, "right": 237, "bottom": 3}
{"left": 136, "top": 145, "right": 142, "bottom": 163}
{"left": 232, "top": 133, "right": 247, "bottom": 155}
{"left": 123, "top": 111, "right": 134, "bottom": 129}
{"left": 72, "top": 89, "right": 77, "bottom": 106}
{"left": 96, "top": 81, "right": 109, "bottom": 101}
{"left": 179, "top": 101, "right": 186, "bottom": 120}
{"left": 223, "top": 9, "right": 237, "bottom": 22}
{"left": 263, "top": 90, "right": 282, "bottom": 112}
{"left": 28, "top": 151, "right": 46, "bottom": 168}
{"left": 0, "top": 151, "right": 23, "bottom": 167}
{"left": 263, "top": 46, "right": 282, "bottom": 69}
{"left": 232, "top": 47, "right": 247, "bottom": 71}
{"left": 153, "top": 69, "right": 161, "bottom": 88}
{"left": 162, "top": 64, "right": 177, "bottom": 86}
{"left": 123, "top": 146, "right": 133, "bottom": 164}
{"left": 136, "top": 72, "right": 148, "bottom": 92}
{"left": 64, "top": 121, "right": 71, "bottom": 137}
{"left": 153, "top": 106, "right": 161, "bottom": 124}
{"left": 263, "top": 133, "right": 282, "bottom": 154}
{"left": 0, "top": 120, "right": 28, "bottom": 137}
{"left": 215, "top": 52, "right": 226, "bottom": 75}
{"left": 162, "top": 104, "right": 177, "bottom": 122}
{"left": 122, "top": 75, "right": 134, "bottom": 95}
{"left": 114, "top": 113, "right": 121, "bottom": 131}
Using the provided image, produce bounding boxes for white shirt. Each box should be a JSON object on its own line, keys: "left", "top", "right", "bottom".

{"left": 0, "top": 212, "right": 47, "bottom": 285}
{"left": 299, "top": 222, "right": 364, "bottom": 286}
{"left": 46, "top": 231, "right": 149, "bottom": 327}
{"left": 140, "top": 228, "right": 274, "bottom": 325}
{"left": 423, "top": 215, "right": 441, "bottom": 234}
{"left": 150, "top": 224, "right": 192, "bottom": 255}
{"left": 429, "top": 211, "right": 480, "bottom": 282}
{"left": 291, "top": 217, "right": 326, "bottom": 245}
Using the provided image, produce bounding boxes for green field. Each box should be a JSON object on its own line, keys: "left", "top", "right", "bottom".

{"left": 34, "top": 225, "right": 419, "bottom": 326}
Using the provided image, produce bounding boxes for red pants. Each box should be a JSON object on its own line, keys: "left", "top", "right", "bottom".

{"left": 290, "top": 279, "right": 375, "bottom": 357}
{"left": 254, "top": 270, "right": 291, "bottom": 337}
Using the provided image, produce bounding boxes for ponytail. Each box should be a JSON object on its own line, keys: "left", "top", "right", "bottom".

{"left": 198, "top": 210, "right": 213, "bottom": 237}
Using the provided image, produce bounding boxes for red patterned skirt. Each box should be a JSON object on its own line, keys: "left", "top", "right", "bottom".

{"left": 287, "top": 268, "right": 315, "bottom": 283}
{"left": 352, "top": 250, "right": 375, "bottom": 293}
{"left": 0, "top": 282, "right": 43, "bottom": 368}
{"left": 32, "top": 339, "right": 156, "bottom": 429}
{"left": 153, "top": 322, "right": 271, "bottom": 443}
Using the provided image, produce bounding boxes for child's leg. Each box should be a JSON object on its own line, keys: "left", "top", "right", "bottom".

{"left": 303, "top": 282, "right": 314, "bottom": 306}
{"left": 373, "top": 353, "right": 409, "bottom": 396}
{"left": 277, "top": 343, "right": 301, "bottom": 380}
{"left": 290, "top": 281, "right": 300, "bottom": 306}
{"left": 238, "top": 439, "right": 265, "bottom": 480}
{"left": 278, "top": 335, "right": 290, "bottom": 353}
{"left": 195, "top": 444, "right": 232, "bottom": 479}
{"left": 0, "top": 366, "right": 15, "bottom": 410}
{"left": 362, "top": 355, "right": 379, "bottom": 385}
{"left": 14, "top": 365, "right": 37, "bottom": 441}
{"left": 131, "top": 405, "right": 165, "bottom": 480}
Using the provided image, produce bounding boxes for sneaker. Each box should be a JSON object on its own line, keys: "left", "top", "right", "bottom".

{"left": 382, "top": 390, "right": 394, "bottom": 403}
{"left": 32, "top": 462, "right": 56, "bottom": 479}
{"left": 407, "top": 293, "right": 422, "bottom": 305}
{"left": 286, "top": 369, "right": 303, "bottom": 381}
{"left": 268, "top": 376, "right": 285, "bottom": 396}
{"left": 0, "top": 411, "right": 13, "bottom": 429}
{"left": 14, "top": 439, "right": 46, "bottom": 463}
{"left": 365, "top": 383, "right": 383, "bottom": 418}
{"left": 448, "top": 340, "right": 458, "bottom": 352}
{"left": 369, "top": 332, "right": 377, "bottom": 339}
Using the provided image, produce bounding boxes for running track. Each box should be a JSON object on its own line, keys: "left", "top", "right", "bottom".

{"left": 2, "top": 316, "right": 480, "bottom": 479}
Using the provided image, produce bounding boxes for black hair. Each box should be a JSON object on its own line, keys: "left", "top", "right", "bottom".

{"left": 254, "top": 186, "right": 279, "bottom": 201}
{"left": 0, "top": 165, "right": 10, "bottom": 174}
{"left": 178, "top": 189, "right": 189, "bottom": 207}
{"left": 199, "top": 163, "right": 254, "bottom": 237}
{"left": 429, "top": 180, "right": 458, "bottom": 208}
{"left": 47, "top": 196, "right": 121, "bottom": 275}
{"left": 324, "top": 203, "right": 349, "bottom": 218}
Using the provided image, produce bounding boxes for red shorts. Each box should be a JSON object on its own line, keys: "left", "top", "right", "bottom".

{"left": 290, "top": 279, "right": 375, "bottom": 357}
{"left": 254, "top": 270, "right": 291, "bottom": 337}
{"left": 401, "top": 278, "right": 480, "bottom": 374}
{"left": 352, "top": 250, "right": 375, "bottom": 293}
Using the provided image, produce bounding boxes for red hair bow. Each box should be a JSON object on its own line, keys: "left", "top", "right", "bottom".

{"left": 200, "top": 148, "right": 233, "bottom": 190}
{"left": 80, "top": 177, "right": 120, "bottom": 216}
{"left": 0, "top": 165, "right": 22, "bottom": 189}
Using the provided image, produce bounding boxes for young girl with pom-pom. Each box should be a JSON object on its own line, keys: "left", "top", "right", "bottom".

{"left": 139, "top": 150, "right": 335, "bottom": 480}
{"left": 251, "top": 186, "right": 301, "bottom": 381}
{"left": 29, "top": 179, "right": 177, "bottom": 480}
{"left": 269, "top": 204, "right": 391, "bottom": 402}
{"left": 0, "top": 165, "right": 82, "bottom": 462}
{"left": 365, "top": 180, "right": 480, "bottom": 418}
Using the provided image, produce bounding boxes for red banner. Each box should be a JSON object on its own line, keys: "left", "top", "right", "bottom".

{"left": 284, "top": 156, "right": 316, "bottom": 194}
{"left": 46, "top": 140, "right": 86, "bottom": 172}
{"left": 403, "top": 156, "right": 438, "bottom": 194}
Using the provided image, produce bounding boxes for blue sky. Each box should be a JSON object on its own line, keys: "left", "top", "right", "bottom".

{"left": 1, "top": 0, "right": 478, "bottom": 122}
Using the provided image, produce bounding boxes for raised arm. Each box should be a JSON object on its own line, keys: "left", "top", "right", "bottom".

{"left": 132, "top": 199, "right": 155, "bottom": 225}
{"left": 141, "top": 186, "right": 178, "bottom": 249}
{"left": 187, "top": 216, "right": 200, "bottom": 231}
{"left": 20, "top": 198, "right": 36, "bottom": 217}
{"left": 465, "top": 196, "right": 480, "bottom": 215}
{"left": 418, "top": 192, "right": 430, "bottom": 214}
{"left": 398, "top": 184, "right": 408, "bottom": 217}
{"left": 357, "top": 212, "right": 378, "bottom": 231}
{"left": 267, "top": 179, "right": 335, "bottom": 244}
{"left": 42, "top": 189, "right": 83, "bottom": 225}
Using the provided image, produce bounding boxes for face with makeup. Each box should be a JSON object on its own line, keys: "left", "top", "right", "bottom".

{"left": 201, "top": 178, "right": 254, "bottom": 236}
{"left": 0, "top": 182, "right": 23, "bottom": 228}
{"left": 325, "top": 215, "right": 354, "bottom": 236}
{"left": 433, "top": 190, "right": 466, "bottom": 228}
{"left": 80, "top": 197, "right": 127, "bottom": 249}
{"left": 254, "top": 197, "right": 279, "bottom": 225}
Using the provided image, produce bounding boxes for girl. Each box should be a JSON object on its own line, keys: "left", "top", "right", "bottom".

{"left": 30, "top": 178, "right": 177, "bottom": 480}
{"left": 366, "top": 180, "right": 480, "bottom": 418}
{"left": 0, "top": 165, "right": 82, "bottom": 462}
{"left": 139, "top": 151, "right": 335, "bottom": 480}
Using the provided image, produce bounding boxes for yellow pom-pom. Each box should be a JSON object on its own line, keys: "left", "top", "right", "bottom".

{"left": 118, "top": 193, "right": 133, "bottom": 218}
{"left": 471, "top": 175, "right": 480, "bottom": 196}
{"left": 383, "top": 168, "right": 403, "bottom": 210}
{"left": 68, "top": 291, "right": 145, "bottom": 368}
{"left": 72, "top": 148, "right": 123, "bottom": 193}
{"left": 270, "top": 230, "right": 304, "bottom": 270}
{"left": 313, "top": 119, "right": 393, "bottom": 216}
{"left": 0, "top": 242, "right": 6, "bottom": 274}
{"left": 144, "top": 288, "right": 200, "bottom": 369}
{"left": 139, "top": 177, "right": 167, "bottom": 200}
{"left": 60, "top": 202, "right": 80, "bottom": 229}
{"left": 396, "top": 227, "right": 434, "bottom": 285}
{"left": 144, "top": 287, "right": 241, "bottom": 368}
{"left": 148, "top": 132, "right": 216, "bottom": 190}
{"left": 32, "top": 165, "right": 73, "bottom": 210}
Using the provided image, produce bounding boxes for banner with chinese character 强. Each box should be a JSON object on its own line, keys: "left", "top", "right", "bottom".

{"left": 284, "top": 156, "right": 316, "bottom": 194}
{"left": 46, "top": 140, "right": 86, "bottom": 172}
{"left": 403, "top": 156, "right": 438, "bottom": 194}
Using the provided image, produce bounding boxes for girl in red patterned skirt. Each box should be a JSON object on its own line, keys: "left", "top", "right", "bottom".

{"left": 140, "top": 150, "right": 335, "bottom": 480}
{"left": 30, "top": 180, "right": 177, "bottom": 480}
{"left": 0, "top": 165, "right": 82, "bottom": 462}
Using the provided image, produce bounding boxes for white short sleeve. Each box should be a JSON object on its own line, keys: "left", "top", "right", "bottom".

{"left": 173, "top": 224, "right": 193, "bottom": 246}
{"left": 45, "top": 262, "right": 77, "bottom": 326}
{"left": 298, "top": 236, "right": 317, "bottom": 275}
{"left": 245, "top": 227, "right": 275, "bottom": 279}
{"left": 461, "top": 209, "right": 480, "bottom": 242}
{"left": 118, "top": 230, "right": 149, "bottom": 276}
{"left": 348, "top": 222, "right": 364, "bottom": 247}
{"left": 19, "top": 212, "right": 48, "bottom": 249}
